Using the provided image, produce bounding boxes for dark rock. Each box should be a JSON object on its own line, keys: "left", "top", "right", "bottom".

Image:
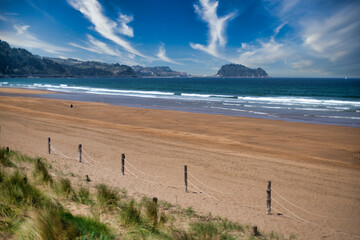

{"left": 217, "top": 63, "right": 269, "bottom": 78}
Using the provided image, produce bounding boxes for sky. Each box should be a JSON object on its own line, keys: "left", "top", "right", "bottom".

{"left": 0, "top": 0, "right": 359, "bottom": 77}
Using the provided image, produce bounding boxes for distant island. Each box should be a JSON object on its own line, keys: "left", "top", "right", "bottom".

{"left": 0, "top": 39, "right": 268, "bottom": 78}
{"left": 216, "top": 64, "right": 269, "bottom": 78}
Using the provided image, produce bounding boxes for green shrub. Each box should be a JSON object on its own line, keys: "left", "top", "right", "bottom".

{"left": 9, "top": 151, "right": 36, "bottom": 163}
{"left": 143, "top": 198, "right": 167, "bottom": 228}
{"left": 120, "top": 199, "right": 141, "bottom": 227}
{"left": 76, "top": 187, "right": 92, "bottom": 205}
{"left": 219, "top": 218, "right": 244, "bottom": 232}
{"left": 0, "top": 148, "right": 15, "bottom": 167}
{"left": 170, "top": 229, "right": 196, "bottom": 240}
{"left": 53, "top": 178, "right": 78, "bottom": 201}
{"left": 0, "top": 170, "right": 58, "bottom": 233}
{"left": 190, "top": 222, "right": 219, "bottom": 240}
{"left": 17, "top": 207, "right": 113, "bottom": 240}
{"left": 33, "top": 160, "right": 52, "bottom": 184}
{"left": 0, "top": 171, "right": 48, "bottom": 209}
{"left": 185, "top": 207, "right": 195, "bottom": 217}
{"left": 96, "top": 184, "right": 119, "bottom": 211}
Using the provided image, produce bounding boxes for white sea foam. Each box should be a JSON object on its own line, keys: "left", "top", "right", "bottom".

{"left": 237, "top": 96, "right": 360, "bottom": 106}
{"left": 181, "top": 93, "right": 211, "bottom": 98}
{"left": 317, "top": 115, "right": 360, "bottom": 120}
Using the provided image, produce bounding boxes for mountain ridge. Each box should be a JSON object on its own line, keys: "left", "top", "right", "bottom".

{"left": 0, "top": 40, "right": 185, "bottom": 78}
{"left": 0, "top": 39, "right": 269, "bottom": 78}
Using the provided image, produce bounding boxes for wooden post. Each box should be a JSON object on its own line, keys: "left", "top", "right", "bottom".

{"left": 266, "top": 181, "right": 271, "bottom": 215}
{"left": 121, "top": 153, "right": 125, "bottom": 175}
{"left": 251, "top": 226, "right": 258, "bottom": 236}
{"left": 184, "top": 165, "right": 188, "bottom": 193}
{"left": 48, "top": 137, "right": 51, "bottom": 154}
{"left": 78, "top": 144, "right": 82, "bottom": 162}
{"left": 152, "top": 197, "right": 158, "bottom": 204}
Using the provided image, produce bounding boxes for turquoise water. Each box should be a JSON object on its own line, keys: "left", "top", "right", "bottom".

{"left": 1, "top": 77, "right": 360, "bottom": 127}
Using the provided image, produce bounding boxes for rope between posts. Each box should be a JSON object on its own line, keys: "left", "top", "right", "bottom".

{"left": 271, "top": 206, "right": 304, "bottom": 224}
{"left": 273, "top": 190, "right": 346, "bottom": 219}
{"left": 273, "top": 198, "right": 360, "bottom": 238}
{"left": 73, "top": 149, "right": 182, "bottom": 189}
{"left": 83, "top": 149, "right": 165, "bottom": 179}
{"left": 273, "top": 198, "right": 313, "bottom": 225}
{"left": 81, "top": 155, "right": 94, "bottom": 166}
{"left": 126, "top": 159, "right": 165, "bottom": 178}
{"left": 187, "top": 179, "right": 218, "bottom": 200}
{"left": 188, "top": 172, "right": 234, "bottom": 195}
{"left": 124, "top": 166, "right": 183, "bottom": 189}
{"left": 51, "top": 145, "right": 77, "bottom": 160}
{"left": 83, "top": 150, "right": 105, "bottom": 164}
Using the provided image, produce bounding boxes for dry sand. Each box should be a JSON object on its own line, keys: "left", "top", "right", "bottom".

{"left": 0, "top": 87, "right": 359, "bottom": 239}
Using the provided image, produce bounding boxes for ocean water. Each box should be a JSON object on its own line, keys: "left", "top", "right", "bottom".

{"left": 1, "top": 77, "right": 360, "bottom": 127}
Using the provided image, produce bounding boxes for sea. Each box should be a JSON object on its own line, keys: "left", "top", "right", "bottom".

{"left": 1, "top": 77, "right": 360, "bottom": 127}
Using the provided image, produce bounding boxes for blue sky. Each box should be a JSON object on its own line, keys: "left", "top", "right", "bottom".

{"left": 0, "top": 0, "right": 359, "bottom": 77}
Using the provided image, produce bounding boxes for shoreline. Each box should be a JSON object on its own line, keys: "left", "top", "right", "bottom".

{"left": 1, "top": 86, "right": 359, "bottom": 128}
{"left": 0, "top": 87, "right": 359, "bottom": 168}
{"left": 1, "top": 87, "right": 360, "bottom": 239}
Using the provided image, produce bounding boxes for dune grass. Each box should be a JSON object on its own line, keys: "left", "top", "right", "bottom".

{"left": 96, "top": 184, "right": 121, "bottom": 212}
{"left": 33, "top": 159, "right": 52, "bottom": 184}
{"left": 0, "top": 148, "right": 294, "bottom": 240}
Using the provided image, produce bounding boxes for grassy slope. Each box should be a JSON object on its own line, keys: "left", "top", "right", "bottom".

{"left": 0, "top": 147, "right": 295, "bottom": 240}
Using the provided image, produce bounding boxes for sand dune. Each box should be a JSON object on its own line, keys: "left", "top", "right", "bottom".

{"left": 0, "top": 88, "right": 359, "bottom": 239}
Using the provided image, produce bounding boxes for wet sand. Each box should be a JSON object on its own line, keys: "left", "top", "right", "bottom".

{"left": 0, "top": 87, "right": 359, "bottom": 239}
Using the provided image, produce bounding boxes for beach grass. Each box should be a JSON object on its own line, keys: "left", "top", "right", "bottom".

{"left": 0, "top": 148, "right": 294, "bottom": 240}
{"left": 33, "top": 159, "right": 53, "bottom": 184}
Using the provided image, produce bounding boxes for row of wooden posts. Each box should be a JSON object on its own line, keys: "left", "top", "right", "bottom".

{"left": 47, "top": 137, "right": 272, "bottom": 215}
{"left": 5, "top": 142, "right": 263, "bottom": 236}
{"left": 1, "top": 137, "right": 268, "bottom": 237}
{"left": 47, "top": 137, "right": 273, "bottom": 217}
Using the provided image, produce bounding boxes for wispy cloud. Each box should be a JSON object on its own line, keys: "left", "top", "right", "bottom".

{"left": 0, "top": 24, "right": 70, "bottom": 54}
{"left": 117, "top": 13, "right": 134, "bottom": 37}
{"left": 233, "top": 24, "right": 290, "bottom": 67}
{"left": 302, "top": 4, "right": 360, "bottom": 62}
{"left": 156, "top": 44, "right": 179, "bottom": 64}
{"left": 190, "top": 0, "right": 236, "bottom": 57}
{"left": 234, "top": 39, "right": 290, "bottom": 67}
{"left": 69, "top": 34, "right": 138, "bottom": 65}
{"left": 70, "top": 34, "right": 122, "bottom": 56}
{"left": 67, "top": 0, "right": 146, "bottom": 58}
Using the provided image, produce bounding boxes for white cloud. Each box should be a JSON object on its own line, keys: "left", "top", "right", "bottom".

{"left": 69, "top": 34, "right": 139, "bottom": 65}
{"left": 0, "top": 24, "right": 70, "bottom": 54}
{"left": 70, "top": 34, "right": 122, "bottom": 56}
{"left": 280, "top": 0, "right": 301, "bottom": 15}
{"left": 67, "top": 0, "right": 146, "bottom": 58}
{"left": 190, "top": 0, "right": 236, "bottom": 57}
{"left": 292, "top": 60, "right": 312, "bottom": 69}
{"left": 233, "top": 24, "right": 291, "bottom": 67}
{"left": 302, "top": 4, "right": 360, "bottom": 62}
{"left": 117, "top": 13, "right": 134, "bottom": 37}
{"left": 234, "top": 39, "right": 290, "bottom": 67}
{"left": 156, "top": 44, "right": 179, "bottom": 64}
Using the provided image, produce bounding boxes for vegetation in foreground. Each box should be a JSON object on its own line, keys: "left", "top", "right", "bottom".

{"left": 0, "top": 147, "right": 295, "bottom": 239}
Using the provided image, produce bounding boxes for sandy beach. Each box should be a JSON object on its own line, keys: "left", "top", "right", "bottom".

{"left": 0, "top": 88, "right": 359, "bottom": 239}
